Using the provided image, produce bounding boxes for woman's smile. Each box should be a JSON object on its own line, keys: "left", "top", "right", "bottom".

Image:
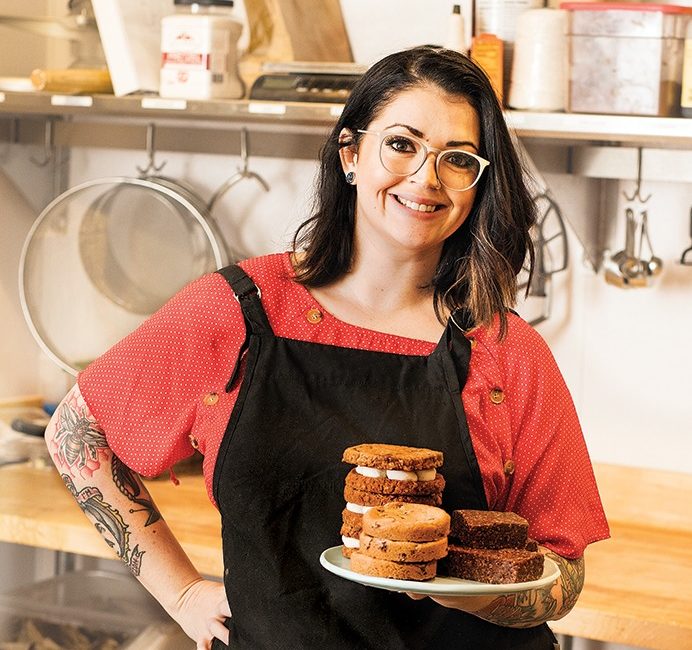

{"left": 391, "top": 192, "right": 447, "bottom": 214}
{"left": 345, "top": 84, "right": 481, "bottom": 255}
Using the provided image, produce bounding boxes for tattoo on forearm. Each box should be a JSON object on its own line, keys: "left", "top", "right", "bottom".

{"left": 112, "top": 456, "right": 161, "bottom": 527}
{"left": 62, "top": 473, "right": 144, "bottom": 576}
{"left": 51, "top": 399, "right": 108, "bottom": 477}
{"left": 472, "top": 552, "right": 584, "bottom": 627}
{"left": 547, "top": 550, "right": 585, "bottom": 614}
{"left": 474, "top": 589, "right": 549, "bottom": 627}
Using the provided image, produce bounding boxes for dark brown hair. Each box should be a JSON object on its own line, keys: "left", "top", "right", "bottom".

{"left": 292, "top": 46, "right": 535, "bottom": 337}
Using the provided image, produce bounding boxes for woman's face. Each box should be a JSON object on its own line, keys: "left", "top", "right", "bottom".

{"left": 343, "top": 84, "right": 482, "bottom": 259}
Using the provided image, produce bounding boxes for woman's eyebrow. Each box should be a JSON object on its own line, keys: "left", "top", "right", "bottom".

{"left": 384, "top": 123, "right": 424, "bottom": 137}
{"left": 383, "top": 123, "right": 479, "bottom": 151}
{"left": 447, "top": 139, "right": 479, "bottom": 151}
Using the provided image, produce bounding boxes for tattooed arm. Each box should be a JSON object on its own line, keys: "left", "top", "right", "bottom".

{"left": 45, "top": 383, "right": 230, "bottom": 650}
{"left": 408, "top": 548, "right": 584, "bottom": 627}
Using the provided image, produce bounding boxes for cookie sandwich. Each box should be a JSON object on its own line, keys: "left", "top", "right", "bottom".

{"left": 340, "top": 443, "right": 445, "bottom": 557}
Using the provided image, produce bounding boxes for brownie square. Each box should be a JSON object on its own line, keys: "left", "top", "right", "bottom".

{"left": 450, "top": 510, "right": 528, "bottom": 549}
{"left": 444, "top": 545, "right": 544, "bottom": 584}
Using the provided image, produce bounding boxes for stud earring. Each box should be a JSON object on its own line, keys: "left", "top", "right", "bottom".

{"left": 345, "top": 171, "right": 356, "bottom": 185}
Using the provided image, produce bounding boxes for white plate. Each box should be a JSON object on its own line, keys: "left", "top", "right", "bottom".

{"left": 319, "top": 546, "right": 560, "bottom": 596}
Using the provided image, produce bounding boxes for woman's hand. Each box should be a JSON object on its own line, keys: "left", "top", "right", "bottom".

{"left": 406, "top": 550, "right": 585, "bottom": 628}
{"left": 171, "top": 578, "right": 231, "bottom": 650}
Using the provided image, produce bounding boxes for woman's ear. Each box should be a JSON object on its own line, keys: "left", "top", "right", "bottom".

{"left": 338, "top": 128, "right": 358, "bottom": 174}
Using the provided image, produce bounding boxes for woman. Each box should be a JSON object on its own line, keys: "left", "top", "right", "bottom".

{"left": 45, "top": 47, "right": 608, "bottom": 649}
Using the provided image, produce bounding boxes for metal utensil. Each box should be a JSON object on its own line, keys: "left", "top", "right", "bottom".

{"left": 639, "top": 211, "right": 663, "bottom": 277}
{"left": 681, "top": 208, "right": 692, "bottom": 266}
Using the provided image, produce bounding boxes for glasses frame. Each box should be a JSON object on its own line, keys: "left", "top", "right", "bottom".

{"left": 357, "top": 129, "right": 490, "bottom": 192}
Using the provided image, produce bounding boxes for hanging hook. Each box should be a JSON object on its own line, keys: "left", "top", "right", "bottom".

{"left": 29, "top": 119, "right": 55, "bottom": 167}
{"left": 239, "top": 127, "right": 250, "bottom": 174}
{"left": 207, "top": 127, "right": 270, "bottom": 211}
{"left": 0, "top": 118, "right": 19, "bottom": 162}
{"left": 623, "top": 147, "right": 651, "bottom": 204}
{"left": 136, "top": 123, "right": 167, "bottom": 176}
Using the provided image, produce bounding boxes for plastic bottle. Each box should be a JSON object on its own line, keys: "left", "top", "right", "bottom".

{"left": 446, "top": 5, "right": 469, "bottom": 55}
{"left": 471, "top": 34, "right": 504, "bottom": 103}
{"left": 682, "top": 21, "right": 692, "bottom": 118}
{"left": 160, "top": 0, "right": 244, "bottom": 100}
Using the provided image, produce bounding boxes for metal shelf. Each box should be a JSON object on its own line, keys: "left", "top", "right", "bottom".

{"left": 505, "top": 111, "right": 692, "bottom": 148}
{"left": 2, "top": 90, "right": 692, "bottom": 147}
{"left": 0, "top": 91, "right": 342, "bottom": 131}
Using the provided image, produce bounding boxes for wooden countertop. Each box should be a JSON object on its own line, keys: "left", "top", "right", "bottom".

{"left": 0, "top": 463, "right": 223, "bottom": 577}
{"left": 1, "top": 462, "right": 690, "bottom": 649}
{"left": 550, "top": 463, "right": 692, "bottom": 649}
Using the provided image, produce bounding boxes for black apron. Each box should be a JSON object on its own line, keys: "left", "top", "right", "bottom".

{"left": 211, "top": 265, "right": 557, "bottom": 649}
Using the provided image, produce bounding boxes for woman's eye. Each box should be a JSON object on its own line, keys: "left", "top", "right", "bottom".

{"left": 384, "top": 136, "right": 417, "bottom": 154}
{"left": 444, "top": 152, "right": 476, "bottom": 170}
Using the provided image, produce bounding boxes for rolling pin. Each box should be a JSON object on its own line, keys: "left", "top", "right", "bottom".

{"left": 30, "top": 68, "right": 113, "bottom": 94}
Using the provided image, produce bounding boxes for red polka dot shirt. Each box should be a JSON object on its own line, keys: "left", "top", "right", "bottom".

{"left": 78, "top": 252, "right": 609, "bottom": 559}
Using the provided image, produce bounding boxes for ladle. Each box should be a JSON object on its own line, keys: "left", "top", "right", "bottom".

{"left": 640, "top": 211, "right": 663, "bottom": 277}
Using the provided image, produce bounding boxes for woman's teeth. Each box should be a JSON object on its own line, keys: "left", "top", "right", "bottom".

{"left": 395, "top": 195, "right": 438, "bottom": 212}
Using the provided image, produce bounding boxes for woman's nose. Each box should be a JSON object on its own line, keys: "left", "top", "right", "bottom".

{"left": 410, "top": 152, "right": 441, "bottom": 189}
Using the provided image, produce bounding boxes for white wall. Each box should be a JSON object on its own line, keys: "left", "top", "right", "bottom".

{"left": 524, "top": 179, "right": 692, "bottom": 474}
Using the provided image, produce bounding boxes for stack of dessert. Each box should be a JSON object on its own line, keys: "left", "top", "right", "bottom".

{"left": 340, "top": 443, "right": 445, "bottom": 557}
{"left": 350, "top": 502, "right": 450, "bottom": 581}
{"left": 444, "top": 509, "right": 544, "bottom": 583}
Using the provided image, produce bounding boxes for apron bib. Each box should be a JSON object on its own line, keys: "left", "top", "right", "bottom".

{"left": 211, "top": 265, "right": 557, "bottom": 649}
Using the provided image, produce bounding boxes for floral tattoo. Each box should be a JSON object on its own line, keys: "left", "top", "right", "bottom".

{"left": 52, "top": 391, "right": 163, "bottom": 576}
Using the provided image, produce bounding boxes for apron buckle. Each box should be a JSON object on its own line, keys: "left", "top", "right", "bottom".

{"left": 234, "top": 285, "right": 262, "bottom": 302}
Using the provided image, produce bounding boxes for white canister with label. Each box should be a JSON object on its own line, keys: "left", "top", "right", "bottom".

{"left": 475, "top": 0, "right": 545, "bottom": 98}
{"left": 508, "top": 8, "right": 568, "bottom": 111}
{"left": 160, "top": 0, "right": 244, "bottom": 100}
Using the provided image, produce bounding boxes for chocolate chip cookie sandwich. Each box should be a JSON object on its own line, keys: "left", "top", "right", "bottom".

{"left": 442, "top": 509, "right": 544, "bottom": 584}
{"left": 340, "top": 443, "right": 445, "bottom": 557}
{"left": 350, "top": 502, "right": 451, "bottom": 581}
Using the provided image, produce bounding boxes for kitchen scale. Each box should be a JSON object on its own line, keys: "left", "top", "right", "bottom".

{"left": 249, "top": 62, "right": 367, "bottom": 104}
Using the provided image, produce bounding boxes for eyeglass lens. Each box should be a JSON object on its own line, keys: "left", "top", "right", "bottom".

{"left": 380, "top": 134, "right": 481, "bottom": 191}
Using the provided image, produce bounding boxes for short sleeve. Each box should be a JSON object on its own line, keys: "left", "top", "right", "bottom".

{"left": 501, "top": 319, "right": 609, "bottom": 558}
{"left": 77, "top": 272, "right": 244, "bottom": 477}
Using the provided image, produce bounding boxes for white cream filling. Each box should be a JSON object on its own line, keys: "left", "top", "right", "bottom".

{"left": 355, "top": 465, "right": 437, "bottom": 482}
{"left": 346, "top": 502, "right": 372, "bottom": 514}
{"left": 342, "top": 535, "right": 360, "bottom": 548}
{"left": 355, "top": 466, "right": 386, "bottom": 478}
{"left": 397, "top": 196, "right": 438, "bottom": 212}
{"left": 386, "top": 469, "right": 419, "bottom": 481}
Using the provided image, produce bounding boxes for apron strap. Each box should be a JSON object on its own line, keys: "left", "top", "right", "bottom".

{"left": 435, "top": 308, "right": 487, "bottom": 509}
{"left": 217, "top": 265, "right": 273, "bottom": 392}
{"left": 435, "top": 307, "right": 474, "bottom": 392}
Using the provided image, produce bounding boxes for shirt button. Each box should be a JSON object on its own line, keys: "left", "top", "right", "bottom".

{"left": 203, "top": 392, "right": 219, "bottom": 406}
{"left": 489, "top": 388, "right": 505, "bottom": 404}
{"left": 504, "top": 459, "right": 515, "bottom": 475}
{"left": 189, "top": 434, "right": 199, "bottom": 449}
{"left": 306, "top": 308, "right": 323, "bottom": 324}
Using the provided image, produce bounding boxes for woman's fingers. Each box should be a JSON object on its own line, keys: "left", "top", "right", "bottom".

{"left": 210, "top": 618, "right": 230, "bottom": 645}
{"left": 406, "top": 592, "right": 427, "bottom": 600}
